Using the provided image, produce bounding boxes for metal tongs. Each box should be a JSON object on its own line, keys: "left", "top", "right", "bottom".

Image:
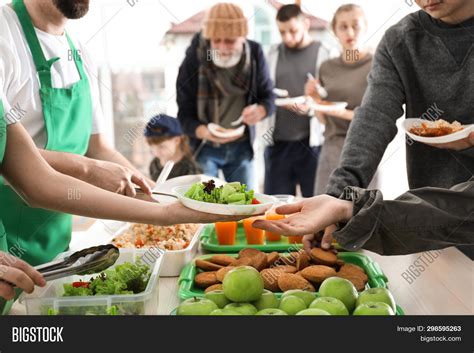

{"left": 34, "top": 244, "right": 120, "bottom": 281}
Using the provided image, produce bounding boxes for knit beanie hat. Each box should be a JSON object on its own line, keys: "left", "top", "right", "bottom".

{"left": 202, "top": 2, "right": 248, "bottom": 39}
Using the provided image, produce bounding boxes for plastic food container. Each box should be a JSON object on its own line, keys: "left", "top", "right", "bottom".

{"left": 19, "top": 249, "right": 163, "bottom": 316}
{"left": 111, "top": 224, "right": 203, "bottom": 277}
{"left": 177, "top": 252, "right": 405, "bottom": 315}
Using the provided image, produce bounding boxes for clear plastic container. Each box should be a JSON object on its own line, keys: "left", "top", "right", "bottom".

{"left": 19, "top": 248, "right": 163, "bottom": 315}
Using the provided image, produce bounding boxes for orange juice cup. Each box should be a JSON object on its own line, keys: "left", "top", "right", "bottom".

{"left": 243, "top": 217, "right": 265, "bottom": 245}
{"left": 287, "top": 235, "right": 304, "bottom": 244}
{"left": 264, "top": 213, "right": 285, "bottom": 242}
{"left": 214, "top": 222, "right": 237, "bottom": 245}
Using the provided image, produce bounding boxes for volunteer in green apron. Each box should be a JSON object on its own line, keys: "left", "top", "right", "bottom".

{"left": 0, "top": 0, "right": 92, "bottom": 267}
{"left": 0, "top": 101, "right": 13, "bottom": 313}
{"left": 0, "top": 102, "right": 8, "bottom": 255}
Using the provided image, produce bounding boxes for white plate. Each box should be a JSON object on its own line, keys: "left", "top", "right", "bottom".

{"left": 273, "top": 88, "right": 289, "bottom": 97}
{"left": 310, "top": 101, "right": 348, "bottom": 112}
{"left": 208, "top": 123, "right": 245, "bottom": 139}
{"left": 402, "top": 118, "right": 474, "bottom": 144}
{"left": 275, "top": 96, "right": 307, "bottom": 107}
{"left": 172, "top": 185, "right": 278, "bottom": 216}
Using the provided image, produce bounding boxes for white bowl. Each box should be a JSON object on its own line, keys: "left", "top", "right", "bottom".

{"left": 402, "top": 118, "right": 474, "bottom": 144}
{"left": 172, "top": 185, "right": 278, "bottom": 216}
{"left": 208, "top": 123, "right": 245, "bottom": 139}
{"left": 310, "top": 101, "right": 348, "bottom": 112}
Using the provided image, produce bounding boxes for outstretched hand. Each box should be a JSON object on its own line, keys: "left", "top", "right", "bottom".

{"left": 252, "top": 195, "right": 353, "bottom": 251}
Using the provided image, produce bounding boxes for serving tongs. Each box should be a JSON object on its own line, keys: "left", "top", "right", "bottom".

{"left": 34, "top": 244, "right": 120, "bottom": 281}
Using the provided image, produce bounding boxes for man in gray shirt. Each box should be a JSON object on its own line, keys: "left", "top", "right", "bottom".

{"left": 264, "top": 4, "right": 334, "bottom": 197}
{"left": 324, "top": 0, "right": 474, "bottom": 257}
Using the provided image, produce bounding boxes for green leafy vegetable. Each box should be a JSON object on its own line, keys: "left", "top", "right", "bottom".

{"left": 184, "top": 180, "right": 255, "bottom": 205}
{"left": 62, "top": 261, "right": 150, "bottom": 297}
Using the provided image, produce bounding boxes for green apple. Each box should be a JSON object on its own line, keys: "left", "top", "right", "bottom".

{"left": 224, "top": 302, "right": 258, "bottom": 315}
{"left": 204, "top": 290, "right": 231, "bottom": 309}
{"left": 252, "top": 289, "right": 279, "bottom": 310}
{"left": 281, "top": 289, "right": 316, "bottom": 307}
{"left": 176, "top": 297, "right": 218, "bottom": 316}
{"left": 309, "top": 297, "right": 349, "bottom": 316}
{"left": 223, "top": 266, "right": 264, "bottom": 302}
{"left": 295, "top": 308, "right": 331, "bottom": 316}
{"left": 319, "top": 277, "right": 358, "bottom": 313}
{"left": 210, "top": 308, "right": 242, "bottom": 316}
{"left": 353, "top": 302, "right": 395, "bottom": 316}
{"left": 279, "top": 295, "right": 307, "bottom": 315}
{"left": 356, "top": 288, "right": 396, "bottom": 313}
{"left": 255, "top": 308, "right": 288, "bottom": 316}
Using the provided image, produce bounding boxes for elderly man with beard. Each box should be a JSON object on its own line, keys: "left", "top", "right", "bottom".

{"left": 176, "top": 2, "right": 274, "bottom": 189}
{"left": 0, "top": 0, "right": 155, "bottom": 276}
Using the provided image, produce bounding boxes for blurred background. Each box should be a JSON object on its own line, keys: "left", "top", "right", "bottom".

{"left": 1, "top": 0, "right": 418, "bottom": 201}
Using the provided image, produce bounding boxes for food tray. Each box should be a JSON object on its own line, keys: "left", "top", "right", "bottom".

{"left": 177, "top": 252, "right": 404, "bottom": 315}
{"left": 20, "top": 248, "right": 163, "bottom": 315}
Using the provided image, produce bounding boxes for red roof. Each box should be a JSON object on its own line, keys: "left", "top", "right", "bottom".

{"left": 167, "top": 2, "right": 327, "bottom": 35}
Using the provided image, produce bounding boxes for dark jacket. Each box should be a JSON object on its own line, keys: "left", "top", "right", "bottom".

{"left": 149, "top": 156, "right": 202, "bottom": 181}
{"left": 334, "top": 177, "right": 474, "bottom": 256}
{"left": 176, "top": 33, "right": 275, "bottom": 151}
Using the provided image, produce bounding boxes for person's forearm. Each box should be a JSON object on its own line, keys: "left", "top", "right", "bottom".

{"left": 86, "top": 134, "right": 154, "bottom": 185}
{"left": 3, "top": 125, "right": 171, "bottom": 224}
{"left": 333, "top": 179, "right": 474, "bottom": 255}
{"left": 39, "top": 149, "right": 91, "bottom": 181}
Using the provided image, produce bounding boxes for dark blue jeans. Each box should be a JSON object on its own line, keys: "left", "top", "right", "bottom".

{"left": 264, "top": 139, "right": 320, "bottom": 197}
{"left": 196, "top": 140, "right": 255, "bottom": 189}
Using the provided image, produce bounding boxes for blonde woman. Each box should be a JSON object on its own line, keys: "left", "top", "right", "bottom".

{"left": 306, "top": 4, "right": 375, "bottom": 195}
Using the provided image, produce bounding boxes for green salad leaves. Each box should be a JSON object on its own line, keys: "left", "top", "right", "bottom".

{"left": 184, "top": 180, "right": 255, "bottom": 205}
{"left": 62, "top": 261, "right": 150, "bottom": 297}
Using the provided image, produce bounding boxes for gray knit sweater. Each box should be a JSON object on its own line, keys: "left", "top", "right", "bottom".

{"left": 326, "top": 11, "right": 474, "bottom": 197}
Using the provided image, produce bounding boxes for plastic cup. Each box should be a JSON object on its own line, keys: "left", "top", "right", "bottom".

{"left": 243, "top": 217, "right": 265, "bottom": 245}
{"left": 214, "top": 222, "right": 237, "bottom": 245}
{"left": 264, "top": 213, "right": 285, "bottom": 242}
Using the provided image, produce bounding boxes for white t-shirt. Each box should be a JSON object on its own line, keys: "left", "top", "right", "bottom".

{"left": 0, "top": 5, "right": 103, "bottom": 148}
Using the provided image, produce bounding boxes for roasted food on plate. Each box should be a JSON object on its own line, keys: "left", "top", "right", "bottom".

{"left": 409, "top": 119, "right": 464, "bottom": 137}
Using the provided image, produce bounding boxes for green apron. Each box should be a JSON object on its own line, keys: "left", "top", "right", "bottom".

{"left": 0, "top": 102, "right": 7, "bottom": 253}
{"left": 0, "top": 0, "right": 92, "bottom": 268}
{"left": 0, "top": 101, "right": 13, "bottom": 314}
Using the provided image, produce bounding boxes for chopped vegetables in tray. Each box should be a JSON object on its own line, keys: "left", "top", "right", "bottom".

{"left": 184, "top": 180, "right": 259, "bottom": 205}
{"left": 62, "top": 261, "right": 150, "bottom": 297}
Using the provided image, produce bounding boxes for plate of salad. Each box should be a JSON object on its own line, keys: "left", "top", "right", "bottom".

{"left": 173, "top": 180, "right": 278, "bottom": 215}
